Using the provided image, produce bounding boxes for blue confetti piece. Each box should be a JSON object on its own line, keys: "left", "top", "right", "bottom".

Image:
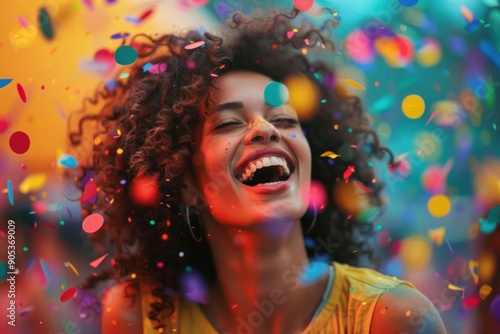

{"left": 124, "top": 15, "right": 141, "bottom": 24}
{"left": 143, "top": 62, "right": 152, "bottom": 72}
{"left": 105, "top": 80, "right": 118, "bottom": 90}
{"left": 39, "top": 258, "right": 52, "bottom": 281}
{"left": 110, "top": 32, "right": 130, "bottom": 39}
{"left": 479, "top": 39, "right": 500, "bottom": 68}
{"left": 7, "top": 180, "right": 14, "bottom": 206}
{"left": 0, "top": 79, "right": 13, "bottom": 89}
{"left": 263, "top": 81, "right": 289, "bottom": 107}
{"left": 58, "top": 154, "right": 78, "bottom": 168}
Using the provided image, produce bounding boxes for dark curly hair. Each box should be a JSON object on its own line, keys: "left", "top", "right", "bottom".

{"left": 67, "top": 7, "right": 395, "bottom": 330}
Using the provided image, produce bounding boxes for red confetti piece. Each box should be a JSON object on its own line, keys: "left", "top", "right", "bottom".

{"left": 60, "top": 287, "right": 77, "bottom": 302}
{"left": 139, "top": 7, "right": 154, "bottom": 22}
{"left": 294, "top": 0, "right": 314, "bottom": 12}
{"left": 90, "top": 253, "right": 108, "bottom": 268}
{"left": 81, "top": 179, "right": 97, "bottom": 203}
{"left": 343, "top": 166, "right": 355, "bottom": 180}
{"left": 82, "top": 213, "right": 104, "bottom": 233}
{"left": 17, "top": 83, "right": 27, "bottom": 103}
{"left": 9, "top": 131, "right": 30, "bottom": 154}
{"left": 41, "top": 222, "right": 57, "bottom": 229}
{"left": 353, "top": 180, "right": 372, "bottom": 193}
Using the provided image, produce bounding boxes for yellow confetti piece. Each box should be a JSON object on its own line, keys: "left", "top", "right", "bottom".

{"left": 66, "top": 261, "right": 80, "bottom": 276}
{"left": 320, "top": 151, "right": 341, "bottom": 159}
{"left": 19, "top": 173, "right": 47, "bottom": 194}
{"left": 345, "top": 78, "right": 365, "bottom": 90}
{"left": 469, "top": 260, "right": 479, "bottom": 285}
{"left": 479, "top": 284, "right": 493, "bottom": 300}
{"left": 428, "top": 226, "right": 446, "bottom": 246}
{"left": 448, "top": 283, "right": 465, "bottom": 299}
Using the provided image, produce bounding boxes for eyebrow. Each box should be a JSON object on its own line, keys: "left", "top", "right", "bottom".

{"left": 217, "top": 101, "right": 244, "bottom": 111}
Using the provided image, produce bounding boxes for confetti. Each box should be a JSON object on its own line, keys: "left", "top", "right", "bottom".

{"left": 82, "top": 213, "right": 104, "bottom": 233}
{"left": 110, "top": 32, "right": 130, "bottom": 39}
{"left": 263, "top": 81, "right": 289, "bottom": 107}
{"left": 90, "top": 253, "right": 108, "bottom": 268}
{"left": 294, "top": 0, "right": 314, "bottom": 12}
{"left": 7, "top": 179, "right": 14, "bottom": 205}
{"left": 19, "top": 173, "right": 47, "bottom": 194}
{"left": 469, "top": 260, "right": 479, "bottom": 285}
{"left": 60, "top": 287, "right": 77, "bottom": 302}
{"left": 399, "top": 0, "right": 418, "bottom": 6}
{"left": 114, "top": 46, "right": 138, "bottom": 66}
{"left": 147, "top": 63, "right": 167, "bottom": 74}
{"left": 184, "top": 41, "right": 206, "bottom": 50}
{"left": 0, "top": 79, "right": 13, "bottom": 88}
{"left": 345, "top": 78, "right": 365, "bottom": 90}
{"left": 343, "top": 166, "right": 355, "bottom": 180}
{"left": 40, "top": 258, "right": 52, "bottom": 281}
{"left": 58, "top": 154, "right": 78, "bottom": 168}
{"left": 17, "top": 83, "right": 27, "bottom": 103}
{"left": 138, "top": 7, "right": 155, "bottom": 22}
{"left": 448, "top": 283, "right": 465, "bottom": 299}
{"left": 38, "top": 7, "right": 54, "bottom": 40}
{"left": 81, "top": 179, "right": 97, "bottom": 204}
{"left": 425, "top": 110, "right": 439, "bottom": 125}
{"left": 479, "top": 284, "right": 493, "bottom": 300}
{"left": 353, "top": 180, "right": 372, "bottom": 193}
{"left": 66, "top": 261, "right": 80, "bottom": 276}
{"left": 320, "top": 151, "right": 341, "bottom": 159}
{"left": 9, "top": 131, "right": 30, "bottom": 154}
{"left": 427, "top": 194, "right": 451, "bottom": 218}
{"left": 402, "top": 94, "right": 425, "bottom": 119}
{"left": 461, "top": 6, "right": 475, "bottom": 22}
{"left": 428, "top": 226, "right": 445, "bottom": 246}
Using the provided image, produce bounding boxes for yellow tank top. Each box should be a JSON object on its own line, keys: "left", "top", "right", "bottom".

{"left": 140, "top": 261, "right": 415, "bottom": 333}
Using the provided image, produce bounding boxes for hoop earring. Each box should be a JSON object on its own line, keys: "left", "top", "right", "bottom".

{"left": 304, "top": 205, "right": 318, "bottom": 234}
{"left": 185, "top": 205, "right": 203, "bottom": 242}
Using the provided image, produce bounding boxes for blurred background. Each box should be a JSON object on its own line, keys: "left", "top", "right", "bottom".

{"left": 0, "top": 0, "right": 499, "bottom": 333}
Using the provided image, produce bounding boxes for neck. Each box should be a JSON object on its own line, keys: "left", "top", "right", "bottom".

{"left": 198, "top": 213, "right": 330, "bottom": 334}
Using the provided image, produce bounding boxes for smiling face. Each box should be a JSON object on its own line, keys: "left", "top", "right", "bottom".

{"left": 183, "top": 71, "right": 312, "bottom": 228}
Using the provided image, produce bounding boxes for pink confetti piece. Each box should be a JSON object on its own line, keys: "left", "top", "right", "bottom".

{"left": 425, "top": 110, "right": 439, "bottom": 126}
{"left": 17, "top": 83, "right": 27, "bottom": 103}
{"left": 185, "top": 41, "right": 205, "bottom": 50}
{"left": 90, "top": 253, "right": 109, "bottom": 268}
{"left": 82, "top": 213, "right": 104, "bottom": 233}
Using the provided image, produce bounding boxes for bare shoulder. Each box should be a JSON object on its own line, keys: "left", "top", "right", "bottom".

{"left": 101, "top": 280, "right": 143, "bottom": 334}
{"left": 370, "top": 284, "right": 447, "bottom": 334}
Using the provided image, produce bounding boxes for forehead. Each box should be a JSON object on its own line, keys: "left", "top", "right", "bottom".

{"left": 213, "top": 71, "right": 273, "bottom": 100}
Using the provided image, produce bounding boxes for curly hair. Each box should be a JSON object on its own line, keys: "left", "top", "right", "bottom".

{"left": 67, "top": 7, "right": 395, "bottom": 329}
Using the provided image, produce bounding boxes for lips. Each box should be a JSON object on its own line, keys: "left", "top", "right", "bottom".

{"left": 233, "top": 147, "right": 296, "bottom": 183}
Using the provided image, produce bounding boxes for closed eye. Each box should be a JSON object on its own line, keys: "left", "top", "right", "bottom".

{"left": 214, "top": 118, "right": 299, "bottom": 130}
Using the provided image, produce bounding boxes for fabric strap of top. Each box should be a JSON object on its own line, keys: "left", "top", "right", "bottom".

{"left": 308, "top": 264, "right": 335, "bottom": 324}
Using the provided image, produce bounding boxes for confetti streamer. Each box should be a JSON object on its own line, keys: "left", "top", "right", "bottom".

{"left": 90, "top": 253, "right": 109, "bottom": 268}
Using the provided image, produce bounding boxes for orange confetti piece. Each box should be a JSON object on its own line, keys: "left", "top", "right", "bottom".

{"left": 345, "top": 79, "right": 365, "bottom": 90}
{"left": 66, "top": 261, "right": 80, "bottom": 276}
{"left": 90, "top": 253, "right": 109, "bottom": 268}
{"left": 461, "top": 6, "right": 474, "bottom": 22}
{"left": 320, "top": 151, "right": 341, "bottom": 159}
{"left": 428, "top": 226, "right": 446, "bottom": 246}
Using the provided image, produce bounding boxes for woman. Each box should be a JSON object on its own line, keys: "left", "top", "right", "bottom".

{"left": 68, "top": 7, "right": 447, "bottom": 334}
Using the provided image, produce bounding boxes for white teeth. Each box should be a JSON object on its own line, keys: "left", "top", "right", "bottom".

{"left": 237, "top": 155, "right": 292, "bottom": 182}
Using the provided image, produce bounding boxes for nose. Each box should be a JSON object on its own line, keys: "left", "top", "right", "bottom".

{"left": 244, "top": 116, "right": 280, "bottom": 144}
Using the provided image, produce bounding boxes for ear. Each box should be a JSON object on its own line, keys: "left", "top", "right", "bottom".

{"left": 180, "top": 167, "right": 199, "bottom": 207}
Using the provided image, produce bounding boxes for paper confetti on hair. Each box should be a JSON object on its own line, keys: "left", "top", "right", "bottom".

{"left": 321, "top": 151, "right": 341, "bottom": 159}
{"left": 90, "top": 253, "right": 108, "bottom": 268}
{"left": 448, "top": 283, "right": 465, "bottom": 299}
{"left": 65, "top": 261, "right": 80, "bottom": 276}
{"left": 185, "top": 41, "right": 205, "bottom": 50}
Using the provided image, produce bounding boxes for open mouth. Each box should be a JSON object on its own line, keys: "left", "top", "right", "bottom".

{"left": 236, "top": 156, "right": 293, "bottom": 187}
